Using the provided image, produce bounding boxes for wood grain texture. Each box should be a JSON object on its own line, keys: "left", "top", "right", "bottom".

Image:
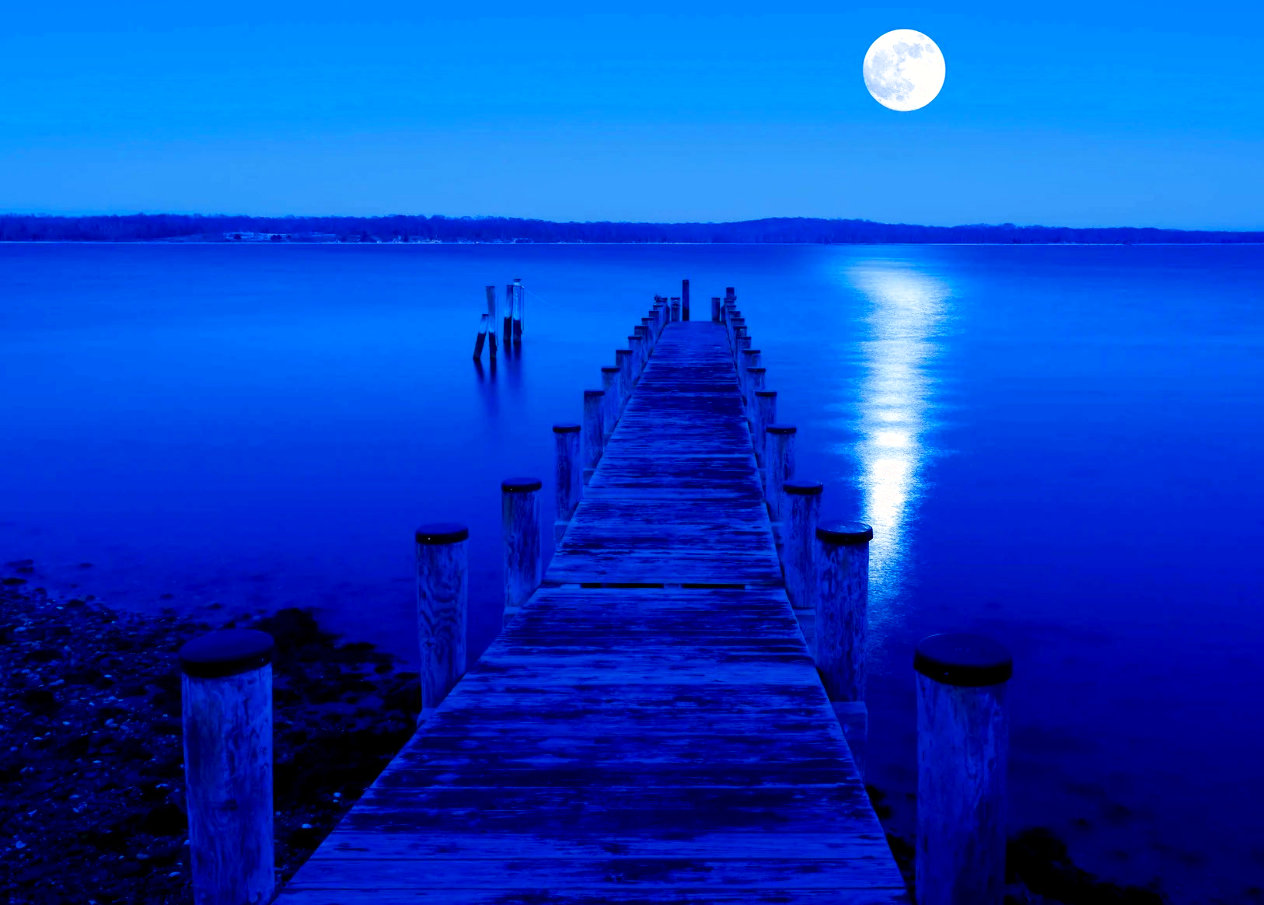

{"left": 415, "top": 537, "right": 468, "bottom": 718}
{"left": 183, "top": 667, "right": 274, "bottom": 905}
{"left": 916, "top": 675, "right": 1008, "bottom": 905}
{"left": 502, "top": 486, "right": 542, "bottom": 620}
{"left": 816, "top": 538, "right": 868, "bottom": 703}
{"left": 277, "top": 323, "right": 906, "bottom": 904}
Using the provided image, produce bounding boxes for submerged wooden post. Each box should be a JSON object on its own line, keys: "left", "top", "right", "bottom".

{"left": 501, "top": 477, "right": 542, "bottom": 624}
{"left": 764, "top": 424, "right": 796, "bottom": 523}
{"left": 553, "top": 424, "right": 583, "bottom": 541}
{"left": 915, "top": 633, "right": 1013, "bottom": 905}
{"left": 414, "top": 523, "right": 469, "bottom": 722}
{"left": 711, "top": 296, "right": 722, "bottom": 323}
{"left": 783, "top": 480, "right": 823, "bottom": 630}
{"left": 179, "top": 629, "right": 275, "bottom": 905}
{"left": 472, "top": 313, "right": 489, "bottom": 361}
{"left": 670, "top": 297, "right": 681, "bottom": 322}
{"left": 815, "top": 521, "right": 872, "bottom": 776}
{"left": 485, "top": 285, "right": 498, "bottom": 358}
{"left": 582, "top": 390, "right": 605, "bottom": 481}
{"left": 681, "top": 278, "right": 690, "bottom": 321}
{"left": 753, "top": 389, "right": 777, "bottom": 466}
{"left": 601, "top": 365, "right": 621, "bottom": 434}
{"left": 502, "top": 283, "right": 514, "bottom": 346}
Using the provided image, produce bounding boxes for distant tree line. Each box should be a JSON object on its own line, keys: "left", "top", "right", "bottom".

{"left": 1, "top": 214, "right": 1261, "bottom": 244}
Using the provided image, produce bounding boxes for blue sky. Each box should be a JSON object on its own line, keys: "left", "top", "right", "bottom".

{"left": 2, "top": 1, "right": 1262, "bottom": 227}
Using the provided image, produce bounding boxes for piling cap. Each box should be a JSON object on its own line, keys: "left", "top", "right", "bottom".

{"left": 179, "top": 629, "right": 274, "bottom": 679}
{"left": 914, "top": 633, "right": 1013, "bottom": 687}
{"left": 755, "top": 390, "right": 777, "bottom": 398}
{"left": 816, "top": 521, "right": 874, "bottom": 545}
{"left": 415, "top": 522, "right": 470, "bottom": 544}
{"left": 601, "top": 365, "right": 621, "bottom": 373}
{"left": 785, "top": 480, "right": 824, "bottom": 496}
{"left": 552, "top": 423, "right": 581, "bottom": 433}
{"left": 766, "top": 423, "right": 797, "bottom": 435}
{"left": 616, "top": 349, "right": 631, "bottom": 358}
{"left": 742, "top": 349, "right": 762, "bottom": 356}
{"left": 747, "top": 367, "right": 767, "bottom": 375}
{"left": 584, "top": 389, "right": 605, "bottom": 398}
{"left": 502, "top": 477, "right": 543, "bottom": 493}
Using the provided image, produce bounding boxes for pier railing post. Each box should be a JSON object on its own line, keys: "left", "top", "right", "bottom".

{"left": 414, "top": 524, "right": 469, "bottom": 722}
{"left": 582, "top": 390, "right": 605, "bottom": 482}
{"left": 815, "top": 521, "right": 872, "bottom": 776}
{"left": 179, "top": 629, "right": 275, "bottom": 905}
{"left": 753, "top": 389, "right": 777, "bottom": 466}
{"left": 783, "top": 481, "right": 823, "bottom": 627}
{"left": 764, "top": 424, "right": 796, "bottom": 525}
{"left": 915, "top": 633, "right": 1013, "bottom": 905}
{"left": 600, "top": 366, "right": 621, "bottom": 434}
{"left": 501, "top": 477, "right": 543, "bottom": 624}
{"left": 553, "top": 424, "right": 583, "bottom": 540}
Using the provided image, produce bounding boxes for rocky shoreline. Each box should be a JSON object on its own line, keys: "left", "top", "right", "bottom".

{"left": 2, "top": 563, "right": 1168, "bottom": 905}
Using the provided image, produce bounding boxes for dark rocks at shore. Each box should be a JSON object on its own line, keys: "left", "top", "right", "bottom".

{"left": 1, "top": 574, "right": 419, "bottom": 905}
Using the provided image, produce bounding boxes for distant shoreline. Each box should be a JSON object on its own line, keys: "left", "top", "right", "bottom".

{"left": 5, "top": 239, "right": 1264, "bottom": 247}
{"left": 3, "top": 214, "right": 1262, "bottom": 246}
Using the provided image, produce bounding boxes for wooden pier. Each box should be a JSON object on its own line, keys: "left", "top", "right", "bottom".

{"left": 273, "top": 303, "right": 911, "bottom": 903}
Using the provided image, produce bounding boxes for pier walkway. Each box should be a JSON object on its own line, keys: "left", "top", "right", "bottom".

{"left": 277, "top": 321, "right": 908, "bottom": 903}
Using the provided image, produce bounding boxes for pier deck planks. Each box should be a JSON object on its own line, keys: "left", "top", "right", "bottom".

{"left": 277, "top": 321, "right": 909, "bottom": 904}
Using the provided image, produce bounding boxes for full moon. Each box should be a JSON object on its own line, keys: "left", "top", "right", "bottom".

{"left": 863, "top": 29, "right": 945, "bottom": 112}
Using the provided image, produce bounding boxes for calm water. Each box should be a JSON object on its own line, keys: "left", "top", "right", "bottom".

{"left": 3, "top": 244, "right": 1262, "bottom": 902}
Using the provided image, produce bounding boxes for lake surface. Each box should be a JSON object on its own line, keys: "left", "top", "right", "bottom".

{"left": 2, "top": 243, "right": 1261, "bottom": 903}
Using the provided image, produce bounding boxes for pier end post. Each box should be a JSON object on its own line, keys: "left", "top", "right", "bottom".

{"left": 815, "top": 521, "right": 873, "bottom": 775}
{"left": 501, "top": 477, "right": 543, "bottom": 624}
{"left": 179, "top": 629, "right": 275, "bottom": 905}
{"left": 711, "top": 296, "right": 722, "bottom": 322}
{"left": 681, "top": 278, "right": 690, "bottom": 321}
{"left": 414, "top": 523, "right": 469, "bottom": 723}
{"left": 915, "top": 633, "right": 1012, "bottom": 905}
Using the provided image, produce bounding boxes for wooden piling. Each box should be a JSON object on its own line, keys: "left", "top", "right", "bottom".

{"left": 502, "top": 283, "right": 514, "bottom": 346}
{"left": 615, "top": 349, "right": 634, "bottom": 408}
{"left": 783, "top": 480, "right": 824, "bottom": 628}
{"left": 552, "top": 424, "right": 583, "bottom": 541}
{"left": 741, "top": 348, "right": 763, "bottom": 407}
{"left": 764, "top": 424, "right": 797, "bottom": 523}
{"left": 640, "top": 317, "right": 654, "bottom": 352}
{"left": 485, "top": 285, "right": 498, "bottom": 358}
{"left": 681, "top": 279, "right": 690, "bottom": 321}
{"left": 725, "top": 286, "right": 736, "bottom": 303}
{"left": 670, "top": 297, "right": 681, "bottom": 322}
{"left": 634, "top": 325, "right": 649, "bottom": 368}
{"left": 472, "top": 313, "right": 489, "bottom": 361}
{"left": 815, "top": 521, "right": 872, "bottom": 776}
{"left": 711, "top": 296, "right": 722, "bottom": 323}
{"left": 628, "top": 335, "right": 643, "bottom": 378}
{"left": 746, "top": 368, "right": 767, "bottom": 421}
{"left": 582, "top": 390, "right": 605, "bottom": 481}
{"left": 511, "top": 278, "right": 524, "bottom": 343}
{"left": 501, "top": 478, "right": 542, "bottom": 623}
{"left": 179, "top": 629, "right": 275, "bottom": 905}
{"left": 600, "top": 366, "right": 621, "bottom": 435}
{"left": 915, "top": 633, "right": 1013, "bottom": 905}
{"left": 753, "top": 389, "right": 777, "bottom": 466}
{"left": 414, "top": 524, "right": 469, "bottom": 722}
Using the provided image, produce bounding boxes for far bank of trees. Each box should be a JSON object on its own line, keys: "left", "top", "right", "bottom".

{"left": 1, "top": 214, "right": 1260, "bottom": 245}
